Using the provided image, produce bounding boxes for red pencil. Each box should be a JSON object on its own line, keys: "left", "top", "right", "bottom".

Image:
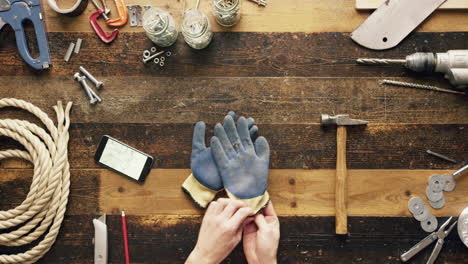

{"left": 122, "top": 211, "right": 130, "bottom": 264}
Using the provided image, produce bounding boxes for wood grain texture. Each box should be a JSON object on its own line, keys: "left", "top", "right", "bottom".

{"left": 96, "top": 169, "right": 468, "bottom": 216}
{"left": 1, "top": 215, "right": 465, "bottom": 263}
{"left": 1, "top": 32, "right": 468, "bottom": 78}
{"left": 335, "top": 126, "right": 348, "bottom": 234}
{"left": 356, "top": 0, "right": 468, "bottom": 10}
{"left": 39, "top": 0, "right": 468, "bottom": 33}
{"left": 0, "top": 124, "right": 465, "bottom": 170}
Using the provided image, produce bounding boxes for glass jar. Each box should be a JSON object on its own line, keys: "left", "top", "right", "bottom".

{"left": 182, "top": 8, "right": 213, "bottom": 50}
{"left": 143, "top": 7, "right": 178, "bottom": 47}
{"left": 212, "top": 0, "right": 241, "bottom": 27}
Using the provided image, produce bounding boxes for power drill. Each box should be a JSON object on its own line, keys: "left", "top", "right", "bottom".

{"left": 357, "top": 50, "right": 468, "bottom": 90}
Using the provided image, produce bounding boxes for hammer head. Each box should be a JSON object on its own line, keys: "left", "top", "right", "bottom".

{"left": 321, "top": 114, "right": 368, "bottom": 126}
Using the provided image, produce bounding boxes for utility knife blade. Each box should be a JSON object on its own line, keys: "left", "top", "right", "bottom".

{"left": 351, "top": 0, "right": 446, "bottom": 50}
{"left": 93, "top": 215, "right": 108, "bottom": 264}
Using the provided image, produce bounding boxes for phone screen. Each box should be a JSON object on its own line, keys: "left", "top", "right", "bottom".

{"left": 96, "top": 136, "right": 153, "bottom": 182}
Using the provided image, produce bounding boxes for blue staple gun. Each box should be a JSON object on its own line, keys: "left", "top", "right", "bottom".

{"left": 0, "top": 0, "right": 51, "bottom": 70}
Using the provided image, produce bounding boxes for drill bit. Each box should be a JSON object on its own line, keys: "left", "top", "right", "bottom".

{"left": 356, "top": 58, "right": 406, "bottom": 65}
{"left": 426, "top": 150, "right": 457, "bottom": 164}
{"left": 382, "top": 80, "right": 465, "bottom": 95}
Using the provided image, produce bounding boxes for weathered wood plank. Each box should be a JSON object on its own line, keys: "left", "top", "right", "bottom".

{"left": 1, "top": 32, "right": 467, "bottom": 77}
{"left": 0, "top": 124, "right": 465, "bottom": 169}
{"left": 0, "top": 77, "right": 466, "bottom": 124}
{"left": 1, "top": 169, "right": 466, "bottom": 217}
{"left": 40, "top": 0, "right": 468, "bottom": 33}
{"left": 1, "top": 216, "right": 465, "bottom": 263}
{"left": 357, "top": 0, "right": 468, "bottom": 10}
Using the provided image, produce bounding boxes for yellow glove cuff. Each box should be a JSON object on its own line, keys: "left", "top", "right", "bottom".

{"left": 225, "top": 189, "right": 270, "bottom": 214}
{"left": 182, "top": 173, "right": 218, "bottom": 209}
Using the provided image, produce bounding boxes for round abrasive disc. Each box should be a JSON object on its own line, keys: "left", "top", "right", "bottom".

{"left": 443, "top": 174, "right": 456, "bottom": 192}
{"left": 426, "top": 186, "right": 443, "bottom": 202}
{"left": 429, "top": 195, "right": 445, "bottom": 209}
{"left": 408, "top": 197, "right": 425, "bottom": 215}
{"left": 428, "top": 174, "right": 445, "bottom": 193}
{"left": 415, "top": 206, "right": 432, "bottom": 222}
{"left": 421, "top": 215, "right": 438, "bottom": 233}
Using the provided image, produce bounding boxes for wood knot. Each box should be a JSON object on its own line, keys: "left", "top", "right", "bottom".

{"left": 118, "top": 186, "right": 125, "bottom": 193}
{"left": 289, "top": 178, "right": 296, "bottom": 185}
{"left": 290, "top": 201, "right": 297, "bottom": 208}
{"left": 405, "top": 190, "right": 411, "bottom": 196}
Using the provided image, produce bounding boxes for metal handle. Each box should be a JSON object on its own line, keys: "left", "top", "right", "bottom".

{"left": 453, "top": 164, "right": 468, "bottom": 178}
{"left": 426, "top": 239, "right": 444, "bottom": 264}
{"left": 401, "top": 233, "right": 437, "bottom": 262}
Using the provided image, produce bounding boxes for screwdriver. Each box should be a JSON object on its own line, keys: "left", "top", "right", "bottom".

{"left": 357, "top": 50, "right": 468, "bottom": 89}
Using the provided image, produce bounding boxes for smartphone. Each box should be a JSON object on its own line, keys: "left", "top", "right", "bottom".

{"left": 94, "top": 135, "right": 154, "bottom": 183}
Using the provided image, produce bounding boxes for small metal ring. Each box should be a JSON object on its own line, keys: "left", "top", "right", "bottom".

{"left": 159, "top": 61, "right": 165, "bottom": 67}
{"left": 151, "top": 47, "right": 157, "bottom": 53}
{"left": 166, "top": 51, "right": 171, "bottom": 56}
{"left": 154, "top": 58, "right": 160, "bottom": 64}
{"left": 160, "top": 56, "right": 165, "bottom": 62}
{"left": 143, "top": 50, "right": 151, "bottom": 58}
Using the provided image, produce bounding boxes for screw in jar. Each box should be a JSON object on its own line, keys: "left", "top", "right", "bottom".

{"left": 182, "top": 8, "right": 213, "bottom": 50}
{"left": 143, "top": 7, "right": 178, "bottom": 47}
{"left": 212, "top": 0, "right": 241, "bottom": 27}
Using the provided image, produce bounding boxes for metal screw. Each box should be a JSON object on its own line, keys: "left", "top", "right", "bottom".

{"left": 79, "top": 66, "right": 103, "bottom": 89}
{"left": 74, "top": 73, "right": 97, "bottom": 104}
{"left": 143, "top": 50, "right": 164, "bottom": 64}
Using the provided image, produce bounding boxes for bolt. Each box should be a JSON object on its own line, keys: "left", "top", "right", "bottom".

{"left": 79, "top": 66, "right": 103, "bottom": 89}
{"left": 74, "top": 73, "right": 97, "bottom": 104}
{"left": 143, "top": 50, "right": 165, "bottom": 64}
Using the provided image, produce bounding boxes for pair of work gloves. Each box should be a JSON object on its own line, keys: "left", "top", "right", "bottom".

{"left": 182, "top": 112, "right": 270, "bottom": 213}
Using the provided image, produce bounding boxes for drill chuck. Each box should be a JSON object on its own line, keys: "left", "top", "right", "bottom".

{"left": 404, "top": 52, "right": 436, "bottom": 73}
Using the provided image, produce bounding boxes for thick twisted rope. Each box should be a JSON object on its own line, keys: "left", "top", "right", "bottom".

{"left": 0, "top": 99, "right": 72, "bottom": 264}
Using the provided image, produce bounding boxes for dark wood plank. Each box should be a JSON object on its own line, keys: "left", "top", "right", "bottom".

{"left": 1, "top": 32, "right": 467, "bottom": 78}
{"left": 1, "top": 216, "right": 464, "bottom": 264}
{"left": 1, "top": 123, "right": 465, "bottom": 169}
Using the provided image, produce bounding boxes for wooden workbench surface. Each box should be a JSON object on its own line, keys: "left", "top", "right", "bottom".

{"left": 0, "top": 0, "right": 467, "bottom": 263}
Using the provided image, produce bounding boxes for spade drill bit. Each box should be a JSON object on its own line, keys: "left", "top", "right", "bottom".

{"left": 357, "top": 50, "right": 468, "bottom": 89}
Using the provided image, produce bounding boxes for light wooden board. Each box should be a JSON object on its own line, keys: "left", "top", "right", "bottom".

{"left": 99, "top": 169, "right": 467, "bottom": 216}
{"left": 40, "top": 0, "right": 468, "bottom": 32}
{"left": 357, "top": 0, "right": 468, "bottom": 10}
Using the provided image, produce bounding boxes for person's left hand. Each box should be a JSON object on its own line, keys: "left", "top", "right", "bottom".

{"left": 186, "top": 198, "right": 254, "bottom": 264}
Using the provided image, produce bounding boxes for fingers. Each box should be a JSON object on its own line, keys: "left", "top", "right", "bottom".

{"left": 229, "top": 207, "right": 254, "bottom": 230}
{"left": 237, "top": 117, "right": 254, "bottom": 152}
{"left": 221, "top": 199, "right": 246, "bottom": 218}
{"left": 192, "top": 121, "right": 206, "bottom": 155}
{"left": 247, "top": 117, "right": 255, "bottom": 129}
{"left": 206, "top": 200, "right": 222, "bottom": 216}
{"left": 210, "top": 136, "right": 229, "bottom": 169}
{"left": 249, "top": 125, "right": 258, "bottom": 140}
{"left": 254, "top": 213, "right": 267, "bottom": 230}
{"left": 254, "top": 136, "right": 270, "bottom": 160}
{"left": 263, "top": 201, "right": 277, "bottom": 218}
{"left": 214, "top": 123, "right": 236, "bottom": 159}
{"left": 223, "top": 115, "right": 244, "bottom": 152}
{"left": 227, "top": 111, "right": 236, "bottom": 120}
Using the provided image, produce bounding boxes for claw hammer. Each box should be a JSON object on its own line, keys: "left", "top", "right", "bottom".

{"left": 321, "top": 114, "right": 368, "bottom": 235}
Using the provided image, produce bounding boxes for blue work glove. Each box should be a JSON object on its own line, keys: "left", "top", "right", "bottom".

{"left": 211, "top": 115, "right": 270, "bottom": 213}
{"left": 182, "top": 112, "right": 258, "bottom": 208}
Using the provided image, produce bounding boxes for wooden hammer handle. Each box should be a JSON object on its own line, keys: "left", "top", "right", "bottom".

{"left": 335, "top": 126, "right": 347, "bottom": 235}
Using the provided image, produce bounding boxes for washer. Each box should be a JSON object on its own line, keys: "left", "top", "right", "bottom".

{"left": 429, "top": 195, "right": 445, "bottom": 209}
{"left": 426, "top": 186, "right": 443, "bottom": 202}
{"left": 160, "top": 61, "right": 165, "bottom": 67}
{"left": 428, "top": 174, "right": 445, "bottom": 192}
{"left": 414, "top": 206, "right": 431, "bottom": 222}
{"left": 443, "top": 174, "right": 456, "bottom": 192}
{"left": 153, "top": 58, "right": 160, "bottom": 64}
{"left": 160, "top": 56, "right": 165, "bottom": 62}
{"left": 408, "top": 197, "right": 425, "bottom": 215}
{"left": 166, "top": 51, "right": 172, "bottom": 56}
{"left": 151, "top": 47, "right": 157, "bottom": 53}
{"left": 421, "top": 215, "right": 438, "bottom": 232}
{"left": 143, "top": 50, "right": 151, "bottom": 58}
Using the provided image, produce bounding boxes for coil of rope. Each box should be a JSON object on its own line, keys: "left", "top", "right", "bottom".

{"left": 0, "top": 98, "right": 72, "bottom": 264}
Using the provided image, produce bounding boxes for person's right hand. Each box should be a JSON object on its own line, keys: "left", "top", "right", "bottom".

{"left": 243, "top": 201, "right": 280, "bottom": 264}
{"left": 186, "top": 198, "right": 253, "bottom": 264}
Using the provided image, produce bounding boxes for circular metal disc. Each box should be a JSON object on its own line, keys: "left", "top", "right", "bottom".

{"left": 426, "top": 186, "right": 443, "bottom": 202}
{"left": 458, "top": 207, "right": 468, "bottom": 248}
{"left": 408, "top": 197, "right": 425, "bottom": 215}
{"left": 428, "top": 174, "right": 445, "bottom": 193}
{"left": 421, "top": 215, "right": 438, "bottom": 233}
{"left": 429, "top": 195, "right": 445, "bottom": 209}
{"left": 443, "top": 174, "right": 456, "bottom": 192}
{"left": 414, "top": 206, "right": 431, "bottom": 221}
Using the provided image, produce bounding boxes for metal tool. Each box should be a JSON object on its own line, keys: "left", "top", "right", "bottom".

{"left": 320, "top": 114, "right": 368, "bottom": 235}
{"left": 0, "top": 0, "right": 51, "bottom": 70}
{"left": 143, "top": 50, "right": 164, "bottom": 64}
{"left": 401, "top": 217, "right": 457, "bottom": 263}
{"left": 426, "top": 150, "right": 458, "bottom": 164}
{"left": 47, "top": 0, "right": 88, "bottom": 16}
{"left": 458, "top": 207, "right": 468, "bottom": 248}
{"left": 127, "top": 4, "right": 141, "bottom": 26}
{"left": 64, "top": 42, "right": 75, "bottom": 62}
{"left": 358, "top": 50, "right": 468, "bottom": 89}
{"left": 351, "top": 0, "right": 446, "bottom": 50}
{"left": 74, "top": 38, "right": 83, "bottom": 54}
{"left": 382, "top": 80, "right": 466, "bottom": 96}
{"left": 75, "top": 73, "right": 98, "bottom": 104}
{"left": 93, "top": 214, "right": 108, "bottom": 264}
{"left": 106, "top": 0, "right": 128, "bottom": 27}
{"left": 442, "top": 164, "right": 468, "bottom": 192}
{"left": 80, "top": 66, "right": 103, "bottom": 88}
{"left": 90, "top": 0, "right": 119, "bottom": 43}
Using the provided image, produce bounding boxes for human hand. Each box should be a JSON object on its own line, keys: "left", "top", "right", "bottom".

{"left": 243, "top": 201, "right": 280, "bottom": 264}
{"left": 186, "top": 198, "right": 254, "bottom": 264}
